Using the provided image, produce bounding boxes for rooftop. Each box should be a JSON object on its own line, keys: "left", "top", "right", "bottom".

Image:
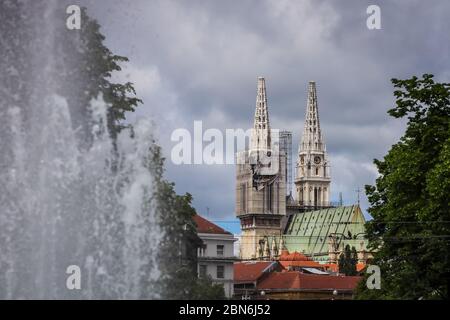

{"left": 234, "top": 261, "right": 277, "bottom": 283}
{"left": 282, "top": 205, "right": 368, "bottom": 257}
{"left": 258, "top": 271, "right": 362, "bottom": 291}
{"left": 193, "top": 214, "right": 232, "bottom": 235}
{"left": 278, "top": 250, "right": 323, "bottom": 269}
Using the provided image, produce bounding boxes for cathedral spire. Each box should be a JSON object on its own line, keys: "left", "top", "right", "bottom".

{"left": 251, "top": 77, "right": 271, "bottom": 150}
{"left": 300, "top": 81, "right": 324, "bottom": 152}
{"left": 295, "top": 81, "right": 330, "bottom": 208}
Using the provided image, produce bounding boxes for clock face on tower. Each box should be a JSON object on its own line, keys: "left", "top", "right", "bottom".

{"left": 314, "top": 156, "right": 321, "bottom": 164}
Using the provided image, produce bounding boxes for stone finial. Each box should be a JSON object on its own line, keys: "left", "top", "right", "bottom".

{"left": 250, "top": 77, "right": 271, "bottom": 150}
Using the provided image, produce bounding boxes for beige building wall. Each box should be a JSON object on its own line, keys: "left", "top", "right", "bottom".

{"left": 197, "top": 233, "right": 237, "bottom": 298}
{"left": 236, "top": 150, "right": 286, "bottom": 260}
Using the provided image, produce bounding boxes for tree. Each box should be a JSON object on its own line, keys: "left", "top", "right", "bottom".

{"left": 338, "top": 245, "right": 358, "bottom": 276}
{"left": 149, "top": 144, "right": 226, "bottom": 299}
{"left": 63, "top": 6, "right": 224, "bottom": 300}
{"left": 59, "top": 6, "right": 220, "bottom": 298}
{"left": 192, "top": 275, "right": 226, "bottom": 300}
{"left": 0, "top": 2, "right": 222, "bottom": 299}
{"left": 356, "top": 74, "right": 450, "bottom": 299}
{"left": 56, "top": 6, "right": 142, "bottom": 144}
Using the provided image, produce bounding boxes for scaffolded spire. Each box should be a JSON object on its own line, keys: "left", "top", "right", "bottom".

{"left": 300, "top": 81, "right": 325, "bottom": 152}
{"left": 251, "top": 77, "right": 271, "bottom": 150}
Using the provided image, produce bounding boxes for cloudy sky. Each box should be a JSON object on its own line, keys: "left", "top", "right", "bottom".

{"left": 82, "top": 0, "right": 449, "bottom": 233}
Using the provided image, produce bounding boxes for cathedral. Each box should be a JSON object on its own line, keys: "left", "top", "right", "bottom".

{"left": 236, "top": 77, "right": 370, "bottom": 264}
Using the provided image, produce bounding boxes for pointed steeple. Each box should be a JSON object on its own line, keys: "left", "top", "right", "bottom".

{"left": 295, "top": 81, "right": 331, "bottom": 208}
{"left": 300, "top": 81, "right": 325, "bottom": 152}
{"left": 251, "top": 77, "right": 271, "bottom": 150}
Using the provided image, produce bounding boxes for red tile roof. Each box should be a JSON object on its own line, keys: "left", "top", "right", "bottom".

{"left": 280, "top": 260, "right": 323, "bottom": 268}
{"left": 356, "top": 263, "right": 366, "bottom": 272}
{"left": 258, "top": 272, "right": 362, "bottom": 291}
{"left": 258, "top": 271, "right": 301, "bottom": 289}
{"left": 193, "top": 214, "right": 231, "bottom": 235}
{"left": 234, "top": 261, "right": 276, "bottom": 283}
{"left": 278, "top": 250, "right": 323, "bottom": 269}
{"left": 279, "top": 250, "right": 309, "bottom": 261}
{"left": 322, "top": 263, "right": 366, "bottom": 273}
{"left": 322, "top": 264, "right": 339, "bottom": 273}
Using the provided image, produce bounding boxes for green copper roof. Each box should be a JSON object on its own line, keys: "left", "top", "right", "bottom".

{"left": 279, "top": 205, "right": 368, "bottom": 260}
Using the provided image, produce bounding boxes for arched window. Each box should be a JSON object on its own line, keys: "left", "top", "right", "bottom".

{"left": 316, "top": 167, "right": 319, "bottom": 175}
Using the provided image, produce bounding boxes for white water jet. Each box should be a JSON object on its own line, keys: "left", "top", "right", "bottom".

{"left": 0, "top": 1, "right": 163, "bottom": 299}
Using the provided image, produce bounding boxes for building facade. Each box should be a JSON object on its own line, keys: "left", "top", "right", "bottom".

{"left": 279, "top": 131, "right": 293, "bottom": 199}
{"left": 266, "top": 205, "right": 370, "bottom": 263}
{"left": 233, "top": 260, "right": 361, "bottom": 300}
{"left": 295, "top": 81, "right": 331, "bottom": 209}
{"left": 194, "top": 214, "right": 237, "bottom": 298}
{"left": 235, "top": 77, "right": 287, "bottom": 260}
{"left": 235, "top": 78, "right": 370, "bottom": 264}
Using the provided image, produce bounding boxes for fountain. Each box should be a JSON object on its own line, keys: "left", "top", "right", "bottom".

{"left": 0, "top": 0, "right": 162, "bottom": 299}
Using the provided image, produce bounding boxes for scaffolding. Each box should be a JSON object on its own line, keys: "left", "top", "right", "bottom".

{"left": 279, "top": 131, "right": 293, "bottom": 197}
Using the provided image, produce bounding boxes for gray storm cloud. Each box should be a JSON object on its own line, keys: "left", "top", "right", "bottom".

{"left": 81, "top": 0, "right": 449, "bottom": 222}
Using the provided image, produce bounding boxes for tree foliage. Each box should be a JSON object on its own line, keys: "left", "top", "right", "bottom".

{"left": 149, "top": 145, "right": 226, "bottom": 299}
{"left": 0, "top": 1, "right": 223, "bottom": 299}
{"left": 66, "top": 7, "right": 224, "bottom": 299}
{"left": 338, "top": 245, "right": 358, "bottom": 276}
{"left": 356, "top": 74, "right": 450, "bottom": 299}
{"left": 58, "top": 7, "right": 142, "bottom": 143}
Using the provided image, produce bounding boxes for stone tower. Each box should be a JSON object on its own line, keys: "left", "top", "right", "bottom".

{"left": 295, "top": 81, "right": 331, "bottom": 208}
{"left": 236, "top": 77, "right": 286, "bottom": 260}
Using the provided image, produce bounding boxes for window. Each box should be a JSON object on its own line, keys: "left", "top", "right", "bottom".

{"left": 241, "top": 183, "right": 246, "bottom": 213}
{"left": 216, "top": 265, "right": 225, "bottom": 279}
{"left": 199, "top": 265, "right": 207, "bottom": 278}
{"left": 217, "top": 245, "right": 224, "bottom": 257}
{"left": 267, "top": 184, "right": 273, "bottom": 213}
{"left": 199, "top": 244, "right": 207, "bottom": 257}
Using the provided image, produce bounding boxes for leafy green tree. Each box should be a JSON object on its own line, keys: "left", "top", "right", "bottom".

{"left": 58, "top": 6, "right": 218, "bottom": 298}
{"left": 67, "top": 7, "right": 224, "bottom": 300}
{"left": 161, "top": 268, "right": 225, "bottom": 300}
{"left": 356, "top": 74, "right": 450, "bottom": 300}
{"left": 0, "top": 2, "right": 223, "bottom": 299}
{"left": 192, "top": 275, "right": 226, "bottom": 300}
{"left": 149, "top": 144, "right": 226, "bottom": 299}
{"left": 57, "top": 6, "right": 142, "bottom": 143}
{"left": 338, "top": 245, "right": 358, "bottom": 276}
